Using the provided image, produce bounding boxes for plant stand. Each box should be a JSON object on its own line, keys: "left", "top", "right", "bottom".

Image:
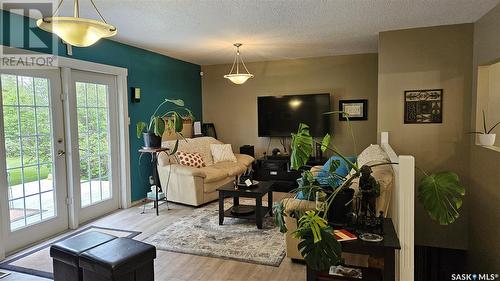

{"left": 141, "top": 194, "right": 168, "bottom": 214}
{"left": 138, "top": 147, "right": 169, "bottom": 216}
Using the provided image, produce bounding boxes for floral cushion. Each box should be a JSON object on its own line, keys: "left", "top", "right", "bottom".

{"left": 176, "top": 151, "right": 206, "bottom": 168}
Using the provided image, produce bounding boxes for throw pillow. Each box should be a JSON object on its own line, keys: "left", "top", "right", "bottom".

{"left": 210, "top": 144, "right": 237, "bottom": 163}
{"left": 356, "top": 144, "right": 389, "bottom": 167}
{"left": 319, "top": 156, "right": 357, "bottom": 177}
{"left": 176, "top": 151, "right": 206, "bottom": 168}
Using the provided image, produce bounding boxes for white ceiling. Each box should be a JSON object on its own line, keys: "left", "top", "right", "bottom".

{"left": 32, "top": 0, "right": 500, "bottom": 65}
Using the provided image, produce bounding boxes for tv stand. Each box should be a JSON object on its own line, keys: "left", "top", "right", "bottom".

{"left": 263, "top": 154, "right": 290, "bottom": 160}
{"left": 254, "top": 155, "right": 327, "bottom": 192}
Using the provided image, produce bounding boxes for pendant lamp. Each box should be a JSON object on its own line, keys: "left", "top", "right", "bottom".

{"left": 37, "top": 0, "right": 117, "bottom": 47}
{"left": 224, "top": 43, "right": 254, "bottom": 84}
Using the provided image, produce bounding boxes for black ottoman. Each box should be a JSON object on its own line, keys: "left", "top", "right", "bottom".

{"left": 50, "top": 231, "right": 117, "bottom": 281}
{"left": 79, "top": 237, "right": 156, "bottom": 281}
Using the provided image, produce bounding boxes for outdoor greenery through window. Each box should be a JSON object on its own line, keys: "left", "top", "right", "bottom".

{"left": 1, "top": 74, "right": 56, "bottom": 230}
{"left": 76, "top": 81, "right": 112, "bottom": 207}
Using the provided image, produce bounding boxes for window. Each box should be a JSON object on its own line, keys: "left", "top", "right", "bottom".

{"left": 476, "top": 62, "right": 500, "bottom": 147}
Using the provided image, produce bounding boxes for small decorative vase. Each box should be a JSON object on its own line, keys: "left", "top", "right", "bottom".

{"left": 478, "top": 134, "right": 496, "bottom": 146}
{"left": 142, "top": 132, "right": 162, "bottom": 148}
{"left": 315, "top": 191, "right": 327, "bottom": 212}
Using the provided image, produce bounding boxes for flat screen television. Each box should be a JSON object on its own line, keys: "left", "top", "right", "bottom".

{"left": 258, "top": 93, "right": 331, "bottom": 137}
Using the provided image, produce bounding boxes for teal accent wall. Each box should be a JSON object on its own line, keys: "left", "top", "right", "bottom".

{"left": 1, "top": 10, "right": 202, "bottom": 201}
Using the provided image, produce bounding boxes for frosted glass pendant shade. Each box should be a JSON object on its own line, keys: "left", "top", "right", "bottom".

{"left": 223, "top": 73, "right": 254, "bottom": 85}
{"left": 37, "top": 17, "right": 117, "bottom": 47}
{"left": 224, "top": 43, "right": 254, "bottom": 85}
{"left": 37, "top": 0, "right": 117, "bottom": 47}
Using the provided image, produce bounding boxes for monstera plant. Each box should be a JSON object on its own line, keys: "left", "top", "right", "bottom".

{"left": 290, "top": 122, "right": 465, "bottom": 226}
{"left": 418, "top": 171, "right": 464, "bottom": 225}
{"left": 293, "top": 211, "right": 342, "bottom": 271}
{"left": 275, "top": 119, "right": 465, "bottom": 272}
{"left": 136, "top": 98, "right": 193, "bottom": 149}
{"left": 274, "top": 122, "right": 359, "bottom": 272}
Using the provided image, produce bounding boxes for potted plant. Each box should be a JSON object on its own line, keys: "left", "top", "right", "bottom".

{"left": 274, "top": 119, "right": 465, "bottom": 274}
{"left": 470, "top": 110, "right": 500, "bottom": 146}
{"left": 274, "top": 123, "right": 359, "bottom": 272}
{"left": 136, "top": 98, "right": 193, "bottom": 148}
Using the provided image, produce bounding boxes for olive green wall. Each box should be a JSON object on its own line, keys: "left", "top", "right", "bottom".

{"left": 468, "top": 3, "right": 500, "bottom": 271}
{"left": 202, "top": 54, "right": 378, "bottom": 158}
{"left": 378, "top": 24, "right": 474, "bottom": 250}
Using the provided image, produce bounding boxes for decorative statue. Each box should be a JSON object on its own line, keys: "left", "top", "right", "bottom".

{"left": 358, "top": 165, "right": 380, "bottom": 217}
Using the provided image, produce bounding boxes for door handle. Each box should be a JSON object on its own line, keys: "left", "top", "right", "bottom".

{"left": 57, "top": 150, "right": 66, "bottom": 157}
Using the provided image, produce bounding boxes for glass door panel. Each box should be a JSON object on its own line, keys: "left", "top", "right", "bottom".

{"left": 70, "top": 70, "right": 119, "bottom": 223}
{"left": 0, "top": 69, "right": 68, "bottom": 253}
{"left": 76, "top": 82, "right": 112, "bottom": 207}
{"left": 2, "top": 75, "right": 56, "bottom": 230}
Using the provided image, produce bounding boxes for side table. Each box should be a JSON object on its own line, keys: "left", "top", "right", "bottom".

{"left": 306, "top": 219, "right": 401, "bottom": 281}
{"left": 138, "top": 147, "right": 169, "bottom": 216}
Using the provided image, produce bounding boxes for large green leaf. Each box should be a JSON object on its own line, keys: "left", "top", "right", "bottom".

{"left": 294, "top": 211, "right": 328, "bottom": 243}
{"left": 152, "top": 117, "right": 165, "bottom": 137}
{"left": 173, "top": 112, "right": 184, "bottom": 132}
{"left": 290, "top": 123, "right": 313, "bottom": 170}
{"left": 327, "top": 159, "right": 340, "bottom": 174}
{"left": 182, "top": 108, "right": 195, "bottom": 121}
{"left": 295, "top": 223, "right": 342, "bottom": 271}
{"left": 321, "top": 134, "right": 331, "bottom": 153}
{"left": 136, "top": 122, "right": 147, "bottom": 138}
{"left": 165, "top": 98, "right": 185, "bottom": 107}
{"left": 418, "top": 171, "right": 465, "bottom": 225}
{"left": 273, "top": 201, "right": 287, "bottom": 233}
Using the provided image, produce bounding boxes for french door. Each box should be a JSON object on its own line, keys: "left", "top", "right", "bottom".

{"left": 0, "top": 69, "right": 68, "bottom": 253}
{"left": 0, "top": 68, "right": 121, "bottom": 254}
{"left": 67, "top": 70, "right": 119, "bottom": 223}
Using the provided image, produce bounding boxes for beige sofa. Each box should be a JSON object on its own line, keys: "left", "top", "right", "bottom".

{"left": 157, "top": 137, "right": 254, "bottom": 206}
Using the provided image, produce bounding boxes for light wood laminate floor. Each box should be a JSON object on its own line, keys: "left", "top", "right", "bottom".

{"left": 4, "top": 192, "right": 305, "bottom": 281}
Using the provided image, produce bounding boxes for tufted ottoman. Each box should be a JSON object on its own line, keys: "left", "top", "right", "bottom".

{"left": 50, "top": 231, "right": 117, "bottom": 281}
{"left": 79, "top": 237, "right": 156, "bottom": 281}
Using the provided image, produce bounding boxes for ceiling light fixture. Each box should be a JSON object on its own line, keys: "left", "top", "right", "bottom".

{"left": 37, "top": 0, "right": 117, "bottom": 47}
{"left": 224, "top": 43, "right": 254, "bottom": 85}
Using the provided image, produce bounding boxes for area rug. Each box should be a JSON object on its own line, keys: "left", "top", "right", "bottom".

{"left": 143, "top": 199, "right": 286, "bottom": 267}
{"left": 0, "top": 226, "right": 141, "bottom": 279}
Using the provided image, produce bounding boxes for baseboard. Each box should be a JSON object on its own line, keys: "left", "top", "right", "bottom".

{"left": 131, "top": 198, "right": 146, "bottom": 207}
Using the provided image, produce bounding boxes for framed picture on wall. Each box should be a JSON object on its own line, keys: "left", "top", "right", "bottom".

{"left": 404, "top": 89, "right": 443, "bottom": 124}
{"left": 339, "top": 99, "right": 368, "bottom": 121}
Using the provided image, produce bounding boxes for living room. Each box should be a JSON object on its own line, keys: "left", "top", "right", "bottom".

{"left": 0, "top": 1, "right": 499, "bottom": 281}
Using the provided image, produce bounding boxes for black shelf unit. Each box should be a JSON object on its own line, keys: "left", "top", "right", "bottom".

{"left": 253, "top": 155, "right": 327, "bottom": 192}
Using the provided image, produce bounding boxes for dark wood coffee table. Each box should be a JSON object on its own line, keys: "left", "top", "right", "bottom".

{"left": 217, "top": 181, "right": 273, "bottom": 229}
